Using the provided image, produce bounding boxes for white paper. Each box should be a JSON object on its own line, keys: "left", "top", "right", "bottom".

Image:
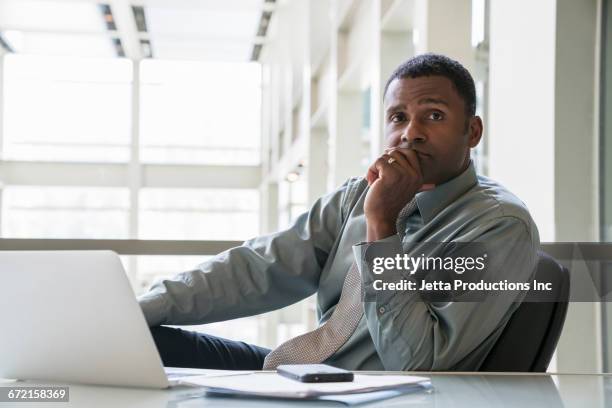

{"left": 180, "top": 372, "right": 430, "bottom": 398}
{"left": 165, "top": 367, "right": 253, "bottom": 382}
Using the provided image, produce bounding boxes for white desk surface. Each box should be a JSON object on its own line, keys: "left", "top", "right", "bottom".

{"left": 1, "top": 371, "right": 610, "bottom": 407}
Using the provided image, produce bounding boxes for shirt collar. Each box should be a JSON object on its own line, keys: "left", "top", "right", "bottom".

{"left": 415, "top": 160, "right": 478, "bottom": 224}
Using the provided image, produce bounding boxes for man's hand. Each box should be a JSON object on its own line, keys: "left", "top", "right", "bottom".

{"left": 364, "top": 148, "right": 434, "bottom": 242}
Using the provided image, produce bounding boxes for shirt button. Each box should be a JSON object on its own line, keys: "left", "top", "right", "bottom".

{"left": 378, "top": 306, "right": 386, "bottom": 314}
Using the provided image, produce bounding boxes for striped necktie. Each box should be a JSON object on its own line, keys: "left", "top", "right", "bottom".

{"left": 262, "top": 198, "right": 418, "bottom": 369}
{"left": 395, "top": 198, "right": 420, "bottom": 240}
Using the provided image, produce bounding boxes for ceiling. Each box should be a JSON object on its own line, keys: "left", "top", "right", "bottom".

{"left": 0, "top": 0, "right": 275, "bottom": 61}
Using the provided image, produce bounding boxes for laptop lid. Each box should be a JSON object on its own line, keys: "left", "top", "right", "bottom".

{"left": 0, "top": 250, "right": 170, "bottom": 388}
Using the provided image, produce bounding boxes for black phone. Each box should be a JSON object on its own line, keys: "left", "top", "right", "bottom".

{"left": 276, "top": 364, "right": 354, "bottom": 383}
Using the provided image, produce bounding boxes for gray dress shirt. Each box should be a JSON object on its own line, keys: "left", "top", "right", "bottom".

{"left": 138, "top": 161, "right": 540, "bottom": 371}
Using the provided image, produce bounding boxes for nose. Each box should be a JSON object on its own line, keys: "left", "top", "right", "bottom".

{"left": 400, "top": 121, "right": 426, "bottom": 146}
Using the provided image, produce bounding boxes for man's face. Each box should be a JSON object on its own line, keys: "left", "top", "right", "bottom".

{"left": 384, "top": 76, "right": 482, "bottom": 185}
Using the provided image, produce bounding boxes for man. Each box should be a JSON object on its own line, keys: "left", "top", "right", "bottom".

{"left": 138, "top": 53, "right": 539, "bottom": 371}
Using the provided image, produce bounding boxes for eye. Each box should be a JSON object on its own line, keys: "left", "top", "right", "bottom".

{"left": 390, "top": 112, "right": 406, "bottom": 123}
{"left": 427, "top": 111, "right": 444, "bottom": 121}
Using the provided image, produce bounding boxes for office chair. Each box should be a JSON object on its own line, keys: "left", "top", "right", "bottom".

{"left": 479, "top": 251, "right": 570, "bottom": 372}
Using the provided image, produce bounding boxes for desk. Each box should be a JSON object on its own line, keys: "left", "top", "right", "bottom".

{"left": 0, "top": 372, "right": 610, "bottom": 407}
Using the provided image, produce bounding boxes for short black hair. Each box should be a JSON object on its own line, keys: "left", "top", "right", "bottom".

{"left": 384, "top": 53, "right": 477, "bottom": 117}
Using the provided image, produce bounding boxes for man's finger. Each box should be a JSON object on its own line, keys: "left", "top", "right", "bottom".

{"left": 391, "top": 148, "right": 423, "bottom": 181}
{"left": 366, "top": 166, "right": 378, "bottom": 185}
{"left": 386, "top": 150, "right": 413, "bottom": 172}
{"left": 366, "top": 155, "right": 391, "bottom": 185}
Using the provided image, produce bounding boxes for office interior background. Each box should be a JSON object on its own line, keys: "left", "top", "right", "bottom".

{"left": 0, "top": 0, "right": 610, "bottom": 374}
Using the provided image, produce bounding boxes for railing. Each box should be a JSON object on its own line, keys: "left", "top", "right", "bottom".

{"left": 0, "top": 240, "right": 611, "bottom": 259}
{"left": 0, "top": 239, "right": 243, "bottom": 255}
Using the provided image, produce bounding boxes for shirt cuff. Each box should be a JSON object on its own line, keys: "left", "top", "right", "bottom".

{"left": 352, "top": 234, "right": 407, "bottom": 304}
{"left": 137, "top": 293, "right": 168, "bottom": 327}
{"left": 352, "top": 234, "right": 402, "bottom": 267}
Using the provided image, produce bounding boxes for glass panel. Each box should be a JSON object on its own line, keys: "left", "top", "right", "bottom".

{"left": 145, "top": 3, "right": 260, "bottom": 39}
{"left": 289, "top": 178, "right": 308, "bottom": 224}
{"left": 123, "top": 255, "right": 212, "bottom": 296}
{"left": 278, "top": 180, "right": 291, "bottom": 230}
{"left": 146, "top": 39, "right": 252, "bottom": 62}
{"left": 361, "top": 87, "right": 371, "bottom": 131}
{"left": 138, "top": 188, "right": 259, "bottom": 240}
{"left": 139, "top": 59, "right": 261, "bottom": 165}
{"left": 472, "top": 80, "right": 488, "bottom": 174}
{"left": 471, "top": 0, "right": 489, "bottom": 176}
{"left": 471, "top": 0, "right": 486, "bottom": 48}
{"left": 2, "top": 31, "right": 115, "bottom": 57}
{"left": 600, "top": 0, "right": 612, "bottom": 373}
{"left": 603, "top": 0, "right": 612, "bottom": 243}
{"left": 1, "top": 186, "right": 129, "bottom": 238}
{"left": 2, "top": 55, "right": 132, "bottom": 162}
{"left": 0, "top": 0, "right": 107, "bottom": 32}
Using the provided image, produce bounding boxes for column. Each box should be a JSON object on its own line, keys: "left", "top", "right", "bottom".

{"left": 413, "top": 0, "right": 474, "bottom": 71}
{"left": 0, "top": 50, "right": 5, "bottom": 235}
{"left": 128, "top": 59, "right": 142, "bottom": 290}
{"left": 372, "top": 0, "right": 415, "bottom": 160}
{"left": 488, "top": 0, "right": 600, "bottom": 375}
{"left": 329, "top": 0, "right": 372, "bottom": 188}
{"left": 0, "top": 49, "right": 5, "bottom": 159}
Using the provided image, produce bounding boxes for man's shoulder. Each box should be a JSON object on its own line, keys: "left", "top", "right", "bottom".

{"left": 332, "top": 174, "right": 538, "bottom": 236}
{"left": 335, "top": 174, "right": 534, "bottom": 220}
{"left": 336, "top": 176, "right": 368, "bottom": 213}
{"left": 468, "top": 174, "right": 536, "bottom": 229}
{"left": 341, "top": 176, "right": 367, "bottom": 191}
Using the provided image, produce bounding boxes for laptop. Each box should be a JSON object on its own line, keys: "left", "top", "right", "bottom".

{"left": 0, "top": 250, "right": 207, "bottom": 388}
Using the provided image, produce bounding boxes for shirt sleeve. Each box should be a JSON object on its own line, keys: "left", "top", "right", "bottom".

{"left": 138, "top": 178, "right": 362, "bottom": 327}
{"left": 354, "top": 215, "right": 538, "bottom": 371}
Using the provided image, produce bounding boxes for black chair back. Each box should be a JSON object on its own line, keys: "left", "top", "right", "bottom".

{"left": 480, "top": 251, "right": 570, "bottom": 372}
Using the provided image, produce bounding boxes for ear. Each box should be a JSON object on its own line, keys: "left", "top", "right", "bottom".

{"left": 467, "top": 116, "right": 483, "bottom": 148}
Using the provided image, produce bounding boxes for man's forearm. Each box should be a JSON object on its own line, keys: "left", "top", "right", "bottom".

{"left": 366, "top": 220, "right": 397, "bottom": 242}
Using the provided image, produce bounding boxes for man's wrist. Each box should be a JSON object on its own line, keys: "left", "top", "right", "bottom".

{"left": 366, "top": 219, "right": 397, "bottom": 242}
{"left": 137, "top": 293, "right": 168, "bottom": 327}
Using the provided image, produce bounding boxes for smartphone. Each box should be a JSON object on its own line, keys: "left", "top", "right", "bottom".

{"left": 276, "top": 364, "right": 354, "bottom": 383}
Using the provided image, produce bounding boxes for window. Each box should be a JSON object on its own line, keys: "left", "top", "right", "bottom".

{"left": 278, "top": 178, "right": 307, "bottom": 230}
{"left": 2, "top": 55, "right": 132, "bottom": 162}
{"left": 125, "top": 255, "right": 211, "bottom": 296}
{"left": 600, "top": 0, "right": 612, "bottom": 373}
{"left": 0, "top": 55, "right": 261, "bottom": 243}
{"left": 0, "top": 0, "right": 114, "bottom": 57}
{"left": 471, "top": 0, "right": 486, "bottom": 48}
{"left": 470, "top": 0, "right": 489, "bottom": 175}
{"left": 0, "top": 50, "right": 266, "bottom": 345}
{"left": 2, "top": 186, "right": 129, "bottom": 238}
{"left": 138, "top": 188, "right": 259, "bottom": 240}
{"left": 139, "top": 59, "right": 261, "bottom": 165}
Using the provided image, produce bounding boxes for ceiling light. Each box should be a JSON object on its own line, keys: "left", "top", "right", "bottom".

{"left": 286, "top": 172, "right": 299, "bottom": 183}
